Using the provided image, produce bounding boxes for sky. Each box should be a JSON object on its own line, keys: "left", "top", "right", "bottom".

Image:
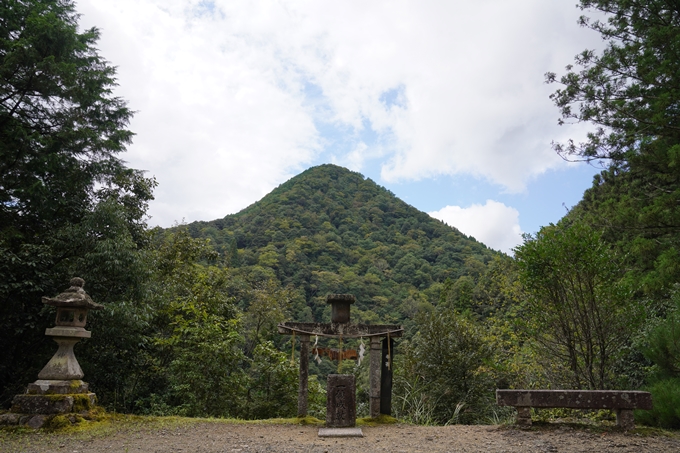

{"left": 77, "top": 0, "right": 606, "bottom": 255}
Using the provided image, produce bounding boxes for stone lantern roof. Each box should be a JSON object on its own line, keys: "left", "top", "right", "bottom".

{"left": 41, "top": 277, "right": 103, "bottom": 310}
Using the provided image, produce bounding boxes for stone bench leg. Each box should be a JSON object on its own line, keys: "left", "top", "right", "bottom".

{"left": 616, "top": 409, "right": 634, "bottom": 430}
{"left": 516, "top": 407, "right": 532, "bottom": 427}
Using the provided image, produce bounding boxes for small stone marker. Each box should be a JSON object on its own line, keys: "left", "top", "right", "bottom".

{"left": 326, "top": 374, "right": 356, "bottom": 428}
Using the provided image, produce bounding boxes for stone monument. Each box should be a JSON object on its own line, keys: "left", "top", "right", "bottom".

{"left": 1, "top": 278, "right": 103, "bottom": 428}
{"left": 326, "top": 374, "right": 356, "bottom": 427}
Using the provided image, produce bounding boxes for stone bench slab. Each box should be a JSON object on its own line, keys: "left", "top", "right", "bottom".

{"left": 496, "top": 389, "right": 653, "bottom": 429}
{"left": 496, "top": 389, "right": 652, "bottom": 410}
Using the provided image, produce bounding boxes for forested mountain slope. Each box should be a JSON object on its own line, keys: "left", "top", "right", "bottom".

{"left": 184, "top": 164, "right": 498, "bottom": 324}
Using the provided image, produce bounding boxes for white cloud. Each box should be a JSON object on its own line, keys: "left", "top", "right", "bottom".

{"left": 78, "top": 0, "right": 322, "bottom": 226}
{"left": 429, "top": 201, "right": 523, "bottom": 254}
{"left": 76, "top": 0, "right": 603, "bottom": 226}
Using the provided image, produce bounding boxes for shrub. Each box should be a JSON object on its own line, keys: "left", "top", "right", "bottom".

{"left": 637, "top": 378, "right": 680, "bottom": 428}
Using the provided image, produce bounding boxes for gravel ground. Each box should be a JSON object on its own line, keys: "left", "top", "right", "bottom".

{"left": 2, "top": 420, "right": 680, "bottom": 453}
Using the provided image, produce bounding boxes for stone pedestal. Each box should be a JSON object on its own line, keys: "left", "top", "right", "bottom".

{"left": 27, "top": 379, "right": 89, "bottom": 394}
{"left": 12, "top": 392, "right": 96, "bottom": 415}
{"left": 616, "top": 409, "right": 635, "bottom": 430}
{"left": 38, "top": 329, "right": 90, "bottom": 380}
{"left": 326, "top": 374, "right": 356, "bottom": 428}
{"left": 516, "top": 407, "right": 532, "bottom": 427}
{"left": 3, "top": 380, "right": 97, "bottom": 428}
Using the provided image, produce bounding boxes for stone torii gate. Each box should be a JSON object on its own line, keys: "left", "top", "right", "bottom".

{"left": 278, "top": 294, "right": 403, "bottom": 418}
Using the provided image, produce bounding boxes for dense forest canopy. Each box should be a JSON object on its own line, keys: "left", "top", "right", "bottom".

{"left": 184, "top": 164, "right": 498, "bottom": 326}
{"left": 545, "top": 0, "right": 680, "bottom": 301}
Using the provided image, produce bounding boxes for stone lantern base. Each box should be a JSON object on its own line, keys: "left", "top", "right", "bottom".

{"left": 0, "top": 328, "right": 100, "bottom": 429}
{"left": 1, "top": 380, "right": 98, "bottom": 429}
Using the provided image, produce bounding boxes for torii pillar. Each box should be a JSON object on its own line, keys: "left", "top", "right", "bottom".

{"left": 278, "top": 294, "right": 403, "bottom": 418}
{"left": 297, "top": 334, "right": 310, "bottom": 417}
{"left": 369, "top": 336, "right": 382, "bottom": 416}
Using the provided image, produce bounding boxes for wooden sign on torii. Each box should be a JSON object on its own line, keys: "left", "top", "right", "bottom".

{"left": 278, "top": 294, "right": 403, "bottom": 418}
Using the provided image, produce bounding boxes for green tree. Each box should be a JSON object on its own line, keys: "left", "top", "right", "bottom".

{"left": 440, "top": 276, "right": 475, "bottom": 313}
{"left": 83, "top": 229, "right": 247, "bottom": 416}
{"left": 547, "top": 1, "right": 680, "bottom": 164}
{"left": 243, "top": 277, "right": 295, "bottom": 354}
{"left": 245, "top": 341, "right": 298, "bottom": 419}
{"left": 182, "top": 164, "right": 498, "bottom": 331}
{"left": 548, "top": 1, "right": 680, "bottom": 299}
{"left": 394, "top": 308, "right": 498, "bottom": 425}
{"left": 515, "top": 222, "right": 642, "bottom": 389}
{"left": 636, "top": 288, "right": 680, "bottom": 428}
{"left": 164, "top": 308, "right": 246, "bottom": 418}
{"left": 0, "top": 0, "right": 154, "bottom": 407}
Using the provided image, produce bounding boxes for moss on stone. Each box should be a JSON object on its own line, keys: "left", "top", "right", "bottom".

{"left": 72, "top": 394, "right": 94, "bottom": 412}
{"left": 43, "top": 415, "right": 70, "bottom": 431}
{"left": 356, "top": 414, "right": 399, "bottom": 426}
{"left": 43, "top": 394, "right": 70, "bottom": 402}
{"left": 296, "top": 415, "right": 324, "bottom": 425}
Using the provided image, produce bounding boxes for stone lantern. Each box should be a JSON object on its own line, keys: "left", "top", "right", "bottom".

{"left": 35, "top": 277, "right": 103, "bottom": 384}
{"left": 4, "top": 278, "right": 103, "bottom": 428}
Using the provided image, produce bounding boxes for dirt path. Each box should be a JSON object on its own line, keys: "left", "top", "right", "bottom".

{"left": 2, "top": 421, "right": 679, "bottom": 453}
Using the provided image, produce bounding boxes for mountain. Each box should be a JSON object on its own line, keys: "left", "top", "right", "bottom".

{"left": 184, "top": 164, "right": 499, "bottom": 324}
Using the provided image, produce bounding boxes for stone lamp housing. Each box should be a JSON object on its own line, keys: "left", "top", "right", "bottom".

{"left": 36, "top": 277, "right": 103, "bottom": 382}
{"left": 2, "top": 278, "right": 103, "bottom": 429}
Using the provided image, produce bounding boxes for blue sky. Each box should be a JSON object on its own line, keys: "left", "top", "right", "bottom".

{"left": 77, "top": 0, "right": 606, "bottom": 254}
{"left": 358, "top": 159, "right": 600, "bottom": 236}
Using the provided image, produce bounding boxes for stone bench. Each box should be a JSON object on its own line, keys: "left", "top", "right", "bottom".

{"left": 496, "top": 389, "right": 653, "bottom": 429}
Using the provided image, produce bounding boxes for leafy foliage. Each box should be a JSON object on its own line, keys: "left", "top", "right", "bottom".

{"left": 638, "top": 289, "right": 680, "bottom": 428}
{"left": 11, "top": 0, "right": 680, "bottom": 427}
{"left": 544, "top": 2, "right": 680, "bottom": 424}
{"left": 635, "top": 377, "right": 680, "bottom": 429}
{"left": 515, "top": 222, "right": 643, "bottom": 389}
{"left": 550, "top": 1, "right": 680, "bottom": 302}
{"left": 394, "top": 307, "right": 502, "bottom": 425}
{"left": 547, "top": 1, "right": 680, "bottom": 164}
{"left": 245, "top": 341, "right": 299, "bottom": 419}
